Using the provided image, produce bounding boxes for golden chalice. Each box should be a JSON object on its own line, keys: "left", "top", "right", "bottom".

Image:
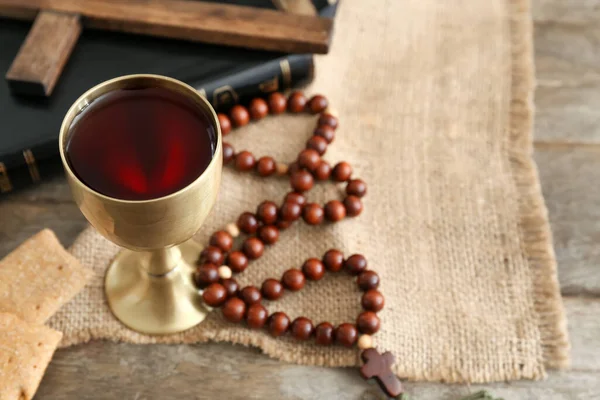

{"left": 58, "top": 75, "right": 222, "bottom": 335}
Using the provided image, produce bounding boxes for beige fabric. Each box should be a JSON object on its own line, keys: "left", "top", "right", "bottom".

{"left": 48, "top": 0, "right": 570, "bottom": 382}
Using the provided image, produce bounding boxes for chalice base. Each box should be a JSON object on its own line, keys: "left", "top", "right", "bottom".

{"left": 105, "top": 239, "right": 208, "bottom": 335}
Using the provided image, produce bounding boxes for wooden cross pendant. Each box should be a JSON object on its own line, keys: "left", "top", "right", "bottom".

{"left": 360, "top": 348, "right": 403, "bottom": 398}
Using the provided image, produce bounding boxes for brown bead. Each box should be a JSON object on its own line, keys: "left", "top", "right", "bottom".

{"left": 279, "top": 201, "right": 302, "bottom": 222}
{"left": 315, "top": 322, "right": 334, "bottom": 345}
{"left": 256, "top": 201, "right": 278, "bottom": 225}
{"left": 284, "top": 192, "right": 306, "bottom": 206}
{"left": 323, "top": 249, "right": 344, "bottom": 272}
{"left": 229, "top": 105, "right": 250, "bottom": 127}
{"left": 221, "top": 278, "right": 239, "bottom": 298}
{"left": 344, "top": 195, "right": 363, "bottom": 217}
{"left": 248, "top": 98, "right": 268, "bottom": 120}
{"left": 357, "top": 270, "right": 380, "bottom": 291}
{"left": 235, "top": 151, "right": 256, "bottom": 171}
{"left": 227, "top": 251, "right": 248, "bottom": 273}
{"left": 288, "top": 91, "right": 307, "bottom": 113}
{"left": 237, "top": 212, "right": 259, "bottom": 234}
{"left": 261, "top": 278, "right": 284, "bottom": 300}
{"left": 346, "top": 179, "right": 367, "bottom": 198}
{"left": 223, "top": 142, "right": 235, "bottom": 164}
{"left": 291, "top": 317, "right": 314, "bottom": 341}
{"left": 281, "top": 268, "right": 305, "bottom": 291}
{"left": 200, "top": 246, "right": 224, "bottom": 266}
{"left": 257, "top": 225, "right": 279, "bottom": 245}
{"left": 362, "top": 290, "right": 385, "bottom": 312}
{"left": 256, "top": 156, "right": 276, "bottom": 177}
{"left": 302, "top": 203, "right": 324, "bottom": 225}
{"left": 306, "top": 136, "right": 328, "bottom": 156}
{"left": 290, "top": 170, "right": 314, "bottom": 192}
{"left": 314, "top": 161, "right": 332, "bottom": 181}
{"left": 345, "top": 254, "right": 367, "bottom": 275}
{"left": 268, "top": 312, "right": 290, "bottom": 337}
{"left": 318, "top": 113, "right": 339, "bottom": 130}
{"left": 193, "top": 263, "right": 219, "bottom": 289}
{"left": 324, "top": 200, "right": 346, "bottom": 222}
{"left": 332, "top": 162, "right": 352, "bottom": 182}
{"left": 314, "top": 126, "right": 335, "bottom": 143}
{"left": 276, "top": 220, "right": 292, "bottom": 230}
{"left": 335, "top": 323, "right": 358, "bottom": 348}
{"left": 301, "top": 258, "right": 325, "bottom": 281}
{"left": 240, "top": 286, "right": 262, "bottom": 305}
{"left": 267, "top": 92, "right": 287, "bottom": 114}
{"left": 202, "top": 283, "right": 227, "bottom": 307}
{"left": 297, "top": 149, "right": 321, "bottom": 171}
{"left": 218, "top": 113, "right": 232, "bottom": 136}
{"left": 242, "top": 237, "right": 264, "bottom": 260}
{"left": 222, "top": 298, "right": 246, "bottom": 323}
{"left": 357, "top": 311, "right": 380, "bottom": 334}
{"left": 209, "top": 231, "right": 234, "bottom": 252}
{"left": 308, "top": 95, "right": 328, "bottom": 114}
{"left": 246, "top": 303, "right": 268, "bottom": 329}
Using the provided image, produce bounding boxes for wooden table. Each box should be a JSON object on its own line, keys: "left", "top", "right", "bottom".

{"left": 1, "top": 1, "right": 599, "bottom": 398}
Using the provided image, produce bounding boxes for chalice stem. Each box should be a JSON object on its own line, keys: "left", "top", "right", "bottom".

{"left": 147, "top": 246, "right": 182, "bottom": 276}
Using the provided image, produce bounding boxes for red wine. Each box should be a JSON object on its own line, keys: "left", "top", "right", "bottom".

{"left": 66, "top": 86, "right": 215, "bottom": 201}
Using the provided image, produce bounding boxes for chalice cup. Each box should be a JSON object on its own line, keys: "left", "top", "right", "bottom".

{"left": 58, "top": 75, "right": 222, "bottom": 335}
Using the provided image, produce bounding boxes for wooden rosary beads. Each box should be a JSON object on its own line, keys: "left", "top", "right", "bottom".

{"left": 194, "top": 91, "right": 402, "bottom": 398}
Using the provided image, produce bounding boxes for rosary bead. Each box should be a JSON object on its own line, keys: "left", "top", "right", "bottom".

{"left": 284, "top": 192, "right": 306, "bottom": 206}
{"left": 246, "top": 303, "right": 268, "bottom": 329}
{"left": 314, "top": 160, "right": 332, "bottom": 181}
{"left": 261, "top": 278, "right": 284, "bottom": 300}
{"left": 248, "top": 98, "right": 269, "bottom": 120}
{"left": 235, "top": 151, "right": 256, "bottom": 171}
{"left": 335, "top": 323, "right": 358, "bottom": 348}
{"left": 357, "top": 334, "right": 374, "bottom": 350}
{"left": 200, "top": 246, "right": 224, "bottom": 266}
{"left": 357, "top": 311, "right": 380, "bottom": 334}
{"left": 302, "top": 203, "right": 324, "bottom": 225}
{"left": 308, "top": 95, "right": 328, "bottom": 114}
{"left": 282, "top": 268, "right": 305, "bottom": 291}
{"left": 297, "top": 149, "right": 321, "bottom": 171}
{"left": 344, "top": 254, "right": 367, "bottom": 275}
{"left": 279, "top": 201, "right": 302, "bottom": 222}
{"left": 257, "top": 201, "right": 279, "bottom": 225}
{"left": 291, "top": 317, "right": 314, "bottom": 340}
{"left": 318, "top": 113, "right": 339, "bottom": 130}
{"left": 210, "top": 231, "right": 234, "bottom": 252}
{"left": 275, "top": 162, "right": 289, "bottom": 176}
{"left": 227, "top": 251, "right": 248, "bottom": 273}
{"left": 222, "top": 298, "right": 246, "bottom": 323}
{"left": 202, "top": 283, "right": 228, "bottom": 307}
{"left": 324, "top": 200, "right": 346, "bottom": 222}
{"left": 314, "top": 125, "right": 335, "bottom": 144}
{"left": 237, "top": 212, "right": 259, "bottom": 234}
{"left": 332, "top": 162, "right": 352, "bottom": 182}
{"left": 223, "top": 142, "right": 235, "bottom": 164}
{"left": 315, "top": 322, "right": 335, "bottom": 345}
{"left": 322, "top": 249, "right": 344, "bottom": 272}
{"left": 256, "top": 156, "right": 276, "bottom": 177}
{"left": 194, "top": 263, "right": 220, "bottom": 289}
{"left": 221, "top": 278, "right": 239, "bottom": 297}
{"left": 229, "top": 105, "right": 250, "bottom": 127}
{"left": 242, "top": 237, "right": 264, "bottom": 260}
{"left": 225, "top": 222, "right": 240, "bottom": 238}
{"left": 344, "top": 195, "right": 364, "bottom": 217}
{"left": 288, "top": 91, "right": 307, "bottom": 113}
{"left": 346, "top": 179, "right": 367, "bottom": 198}
{"left": 288, "top": 162, "right": 301, "bottom": 176}
{"left": 362, "top": 290, "right": 385, "bottom": 312}
{"left": 240, "top": 286, "right": 262, "bottom": 305}
{"left": 306, "top": 135, "right": 328, "bottom": 156}
{"left": 257, "top": 225, "right": 279, "bottom": 245}
{"left": 301, "top": 258, "right": 325, "bottom": 281}
{"left": 268, "top": 92, "right": 287, "bottom": 114}
{"left": 268, "top": 312, "right": 290, "bottom": 337}
{"left": 218, "top": 265, "right": 233, "bottom": 280}
{"left": 357, "top": 270, "right": 380, "bottom": 291}
{"left": 218, "top": 113, "right": 232, "bottom": 136}
{"left": 276, "top": 220, "right": 292, "bottom": 230}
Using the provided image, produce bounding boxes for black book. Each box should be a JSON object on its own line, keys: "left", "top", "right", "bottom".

{"left": 0, "top": 0, "right": 337, "bottom": 195}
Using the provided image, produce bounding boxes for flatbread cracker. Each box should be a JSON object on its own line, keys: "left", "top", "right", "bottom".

{"left": 0, "top": 229, "right": 93, "bottom": 324}
{"left": 0, "top": 313, "right": 62, "bottom": 400}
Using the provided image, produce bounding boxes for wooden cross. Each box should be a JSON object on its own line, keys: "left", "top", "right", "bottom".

{"left": 0, "top": 0, "right": 332, "bottom": 97}
{"left": 360, "top": 348, "right": 404, "bottom": 398}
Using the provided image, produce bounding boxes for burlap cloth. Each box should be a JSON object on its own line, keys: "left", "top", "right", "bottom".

{"left": 48, "top": 0, "right": 570, "bottom": 383}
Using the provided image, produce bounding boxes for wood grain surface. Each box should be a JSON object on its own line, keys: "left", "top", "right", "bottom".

{"left": 0, "top": 0, "right": 599, "bottom": 398}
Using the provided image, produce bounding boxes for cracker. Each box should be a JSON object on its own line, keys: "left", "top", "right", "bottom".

{"left": 0, "top": 313, "right": 62, "bottom": 400}
{"left": 0, "top": 229, "right": 93, "bottom": 324}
